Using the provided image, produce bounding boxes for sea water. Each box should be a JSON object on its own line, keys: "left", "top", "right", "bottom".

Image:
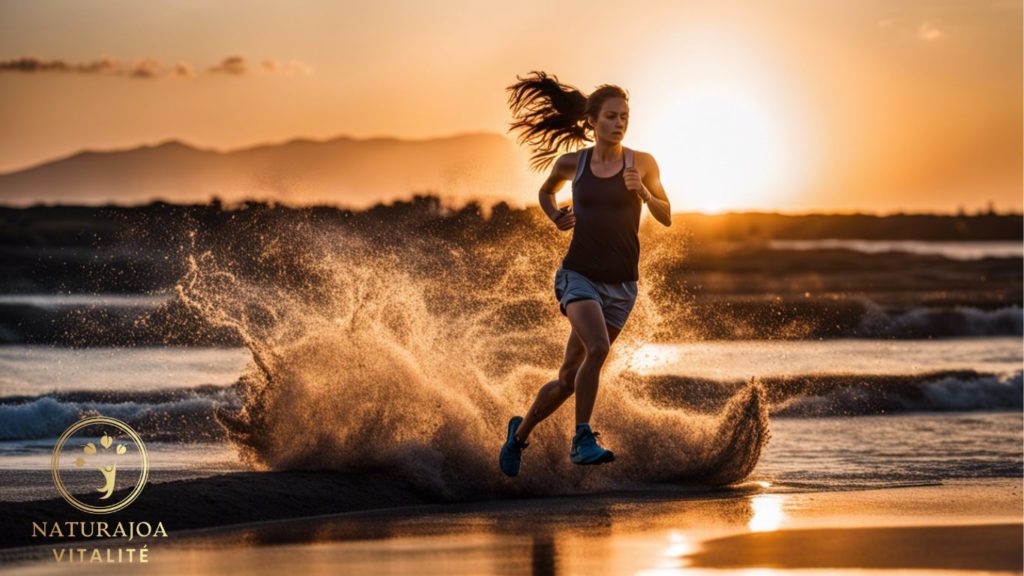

{"left": 1, "top": 338, "right": 1019, "bottom": 497}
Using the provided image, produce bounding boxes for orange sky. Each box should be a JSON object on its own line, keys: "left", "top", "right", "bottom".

{"left": 0, "top": 0, "right": 1020, "bottom": 214}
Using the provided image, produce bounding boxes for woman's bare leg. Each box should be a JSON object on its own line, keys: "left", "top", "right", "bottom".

{"left": 516, "top": 328, "right": 585, "bottom": 442}
{"left": 565, "top": 299, "right": 621, "bottom": 424}
{"left": 516, "top": 304, "right": 622, "bottom": 442}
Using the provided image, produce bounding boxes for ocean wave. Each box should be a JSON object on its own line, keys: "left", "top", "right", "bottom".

{"left": 642, "top": 369, "right": 1023, "bottom": 417}
{"left": 856, "top": 303, "right": 1022, "bottom": 338}
{"left": 3, "top": 369, "right": 1019, "bottom": 443}
{"left": 767, "top": 239, "right": 1023, "bottom": 260}
{"left": 0, "top": 385, "right": 238, "bottom": 441}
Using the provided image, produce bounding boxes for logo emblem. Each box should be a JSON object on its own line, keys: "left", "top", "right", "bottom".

{"left": 51, "top": 417, "right": 149, "bottom": 514}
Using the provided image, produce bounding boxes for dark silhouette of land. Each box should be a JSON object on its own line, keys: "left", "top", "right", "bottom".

{"left": 0, "top": 196, "right": 1020, "bottom": 344}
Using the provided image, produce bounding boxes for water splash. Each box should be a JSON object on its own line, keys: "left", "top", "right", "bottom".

{"left": 175, "top": 216, "right": 769, "bottom": 499}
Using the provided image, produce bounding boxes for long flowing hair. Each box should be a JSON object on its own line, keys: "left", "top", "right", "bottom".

{"left": 506, "top": 71, "right": 629, "bottom": 171}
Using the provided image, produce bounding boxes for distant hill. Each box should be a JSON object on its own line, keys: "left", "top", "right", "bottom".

{"left": 0, "top": 133, "right": 536, "bottom": 208}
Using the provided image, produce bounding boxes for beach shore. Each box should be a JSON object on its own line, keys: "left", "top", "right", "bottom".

{"left": 1, "top": 473, "right": 1020, "bottom": 574}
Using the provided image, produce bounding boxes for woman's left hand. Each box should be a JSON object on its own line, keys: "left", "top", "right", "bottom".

{"left": 624, "top": 167, "right": 648, "bottom": 201}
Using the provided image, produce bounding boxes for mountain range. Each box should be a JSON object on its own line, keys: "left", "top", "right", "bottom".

{"left": 0, "top": 133, "right": 536, "bottom": 207}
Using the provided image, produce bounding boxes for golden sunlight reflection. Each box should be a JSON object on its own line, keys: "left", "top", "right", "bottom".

{"left": 642, "top": 565, "right": 789, "bottom": 576}
{"left": 628, "top": 344, "right": 681, "bottom": 375}
{"left": 748, "top": 494, "right": 787, "bottom": 532}
{"left": 643, "top": 530, "right": 696, "bottom": 573}
{"left": 662, "top": 530, "right": 695, "bottom": 560}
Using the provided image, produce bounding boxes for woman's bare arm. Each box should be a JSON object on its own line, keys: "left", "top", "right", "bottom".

{"left": 539, "top": 152, "right": 580, "bottom": 231}
{"left": 638, "top": 153, "right": 672, "bottom": 226}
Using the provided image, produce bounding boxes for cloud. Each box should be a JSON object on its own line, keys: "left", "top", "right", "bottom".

{"left": 174, "top": 62, "right": 194, "bottom": 78}
{"left": 212, "top": 56, "right": 313, "bottom": 76}
{"left": 208, "top": 55, "right": 246, "bottom": 75}
{"left": 0, "top": 55, "right": 313, "bottom": 79}
{"left": 918, "top": 21, "right": 943, "bottom": 41}
{"left": 0, "top": 56, "right": 178, "bottom": 78}
{"left": 261, "top": 59, "right": 314, "bottom": 76}
{"left": 875, "top": 19, "right": 947, "bottom": 42}
{"left": 0, "top": 56, "right": 118, "bottom": 74}
{"left": 129, "top": 58, "right": 164, "bottom": 78}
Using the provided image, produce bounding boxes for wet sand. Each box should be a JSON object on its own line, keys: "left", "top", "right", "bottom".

{"left": 1, "top": 477, "right": 1020, "bottom": 574}
{"left": 0, "top": 470, "right": 435, "bottom": 549}
{"left": 687, "top": 523, "right": 1022, "bottom": 571}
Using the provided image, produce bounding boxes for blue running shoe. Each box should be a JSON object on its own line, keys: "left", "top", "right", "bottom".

{"left": 570, "top": 427, "right": 615, "bottom": 465}
{"left": 499, "top": 416, "right": 529, "bottom": 477}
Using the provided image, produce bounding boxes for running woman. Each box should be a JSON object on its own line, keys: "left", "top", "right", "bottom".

{"left": 499, "top": 71, "right": 672, "bottom": 476}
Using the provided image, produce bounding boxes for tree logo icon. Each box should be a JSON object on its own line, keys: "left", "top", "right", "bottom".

{"left": 51, "top": 416, "right": 149, "bottom": 514}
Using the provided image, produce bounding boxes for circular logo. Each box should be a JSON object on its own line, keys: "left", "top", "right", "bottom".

{"left": 51, "top": 416, "right": 149, "bottom": 514}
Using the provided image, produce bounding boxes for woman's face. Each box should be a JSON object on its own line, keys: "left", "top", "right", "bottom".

{"left": 589, "top": 97, "right": 629, "bottom": 144}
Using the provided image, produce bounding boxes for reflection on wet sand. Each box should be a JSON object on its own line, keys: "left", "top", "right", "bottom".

{"left": 3, "top": 481, "right": 1020, "bottom": 576}
{"left": 748, "top": 494, "right": 786, "bottom": 532}
{"left": 683, "top": 523, "right": 1023, "bottom": 572}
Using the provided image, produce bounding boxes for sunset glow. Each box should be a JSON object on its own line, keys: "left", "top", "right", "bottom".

{"left": 0, "top": 0, "right": 1019, "bottom": 213}
{"left": 639, "top": 81, "right": 802, "bottom": 214}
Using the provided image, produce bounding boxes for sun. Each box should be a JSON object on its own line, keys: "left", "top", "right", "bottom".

{"left": 630, "top": 68, "right": 811, "bottom": 214}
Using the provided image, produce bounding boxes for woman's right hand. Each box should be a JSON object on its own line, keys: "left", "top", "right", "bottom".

{"left": 551, "top": 206, "right": 575, "bottom": 231}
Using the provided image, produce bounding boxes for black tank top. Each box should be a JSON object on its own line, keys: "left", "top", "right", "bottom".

{"left": 561, "top": 147, "right": 642, "bottom": 282}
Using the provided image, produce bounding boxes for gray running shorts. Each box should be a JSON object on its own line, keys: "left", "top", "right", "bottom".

{"left": 553, "top": 267, "right": 638, "bottom": 330}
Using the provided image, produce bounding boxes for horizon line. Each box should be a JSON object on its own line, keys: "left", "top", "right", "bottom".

{"left": 0, "top": 197, "right": 1019, "bottom": 219}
